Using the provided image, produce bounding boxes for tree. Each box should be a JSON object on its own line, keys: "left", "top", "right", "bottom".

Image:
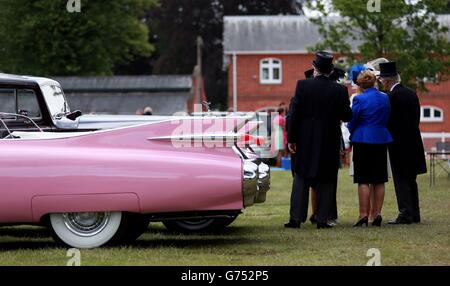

{"left": 0, "top": 0, "right": 157, "bottom": 76}
{"left": 441, "top": 0, "right": 450, "bottom": 13}
{"left": 307, "top": 0, "right": 450, "bottom": 91}
{"left": 140, "top": 0, "right": 303, "bottom": 110}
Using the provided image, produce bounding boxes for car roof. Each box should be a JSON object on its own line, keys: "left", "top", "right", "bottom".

{"left": 0, "top": 73, "right": 60, "bottom": 87}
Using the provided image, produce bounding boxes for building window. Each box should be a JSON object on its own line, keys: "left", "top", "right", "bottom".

{"left": 260, "top": 58, "right": 282, "bottom": 84}
{"left": 421, "top": 106, "right": 444, "bottom": 122}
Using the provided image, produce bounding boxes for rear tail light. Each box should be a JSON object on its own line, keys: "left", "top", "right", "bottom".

{"left": 240, "top": 134, "right": 266, "bottom": 146}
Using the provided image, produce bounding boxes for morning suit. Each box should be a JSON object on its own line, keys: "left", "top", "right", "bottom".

{"left": 288, "top": 75, "right": 352, "bottom": 224}
{"left": 388, "top": 84, "right": 427, "bottom": 223}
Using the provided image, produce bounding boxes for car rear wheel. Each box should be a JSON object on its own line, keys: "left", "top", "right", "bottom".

{"left": 49, "top": 212, "right": 122, "bottom": 249}
{"left": 162, "top": 216, "right": 238, "bottom": 233}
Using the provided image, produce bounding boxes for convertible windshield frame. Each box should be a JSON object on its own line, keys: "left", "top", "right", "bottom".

{"left": 40, "top": 84, "right": 70, "bottom": 120}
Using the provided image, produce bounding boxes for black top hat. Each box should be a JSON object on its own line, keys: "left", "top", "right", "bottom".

{"left": 379, "top": 62, "right": 399, "bottom": 77}
{"left": 312, "top": 51, "right": 334, "bottom": 73}
{"left": 304, "top": 69, "right": 314, "bottom": 79}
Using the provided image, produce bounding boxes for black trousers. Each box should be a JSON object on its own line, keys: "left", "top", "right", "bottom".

{"left": 330, "top": 176, "right": 338, "bottom": 220}
{"left": 391, "top": 165, "right": 421, "bottom": 223}
{"left": 290, "top": 174, "right": 335, "bottom": 224}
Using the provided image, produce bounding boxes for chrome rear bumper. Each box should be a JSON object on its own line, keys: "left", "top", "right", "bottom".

{"left": 243, "top": 159, "right": 271, "bottom": 207}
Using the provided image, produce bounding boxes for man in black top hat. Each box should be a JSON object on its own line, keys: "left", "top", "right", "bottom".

{"left": 288, "top": 66, "right": 344, "bottom": 225}
{"left": 286, "top": 68, "right": 319, "bottom": 225}
{"left": 378, "top": 62, "right": 427, "bottom": 224}
{"left": 285, "top": 51, "right": 352, "bottom": 229}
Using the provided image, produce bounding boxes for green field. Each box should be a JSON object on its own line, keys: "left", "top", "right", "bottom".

{"left": 0, "top": 168, "right": 449, "bottom": 266}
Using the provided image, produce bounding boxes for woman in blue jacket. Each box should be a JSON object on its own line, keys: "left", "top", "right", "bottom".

{"left": 348, "top": 71, "right": 393, "bottom": 227}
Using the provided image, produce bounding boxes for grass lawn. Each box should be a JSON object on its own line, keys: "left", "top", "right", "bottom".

{"left": 0, "top": 167, "right": 449, "bottom": 266}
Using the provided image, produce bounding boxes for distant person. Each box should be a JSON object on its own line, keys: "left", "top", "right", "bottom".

{"left": 347, "top": 71, "right": 393, "bottom": 227}
{"left": 143, "top": 106, "right": 153, "bottom": 115}
{"left": 272, "top": 103, "right": 287, "bottom": 167}
{"left": 378, "top": 62, "right": 427, "bottom": 225}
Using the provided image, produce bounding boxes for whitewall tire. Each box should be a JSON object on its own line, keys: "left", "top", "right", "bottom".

{"left": 49, "top": 212, "right": 122, "bottom": 249}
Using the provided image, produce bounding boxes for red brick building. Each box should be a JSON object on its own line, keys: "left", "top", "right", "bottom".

{"left": 223, "top": 16, "right": 450, "bottom": 150}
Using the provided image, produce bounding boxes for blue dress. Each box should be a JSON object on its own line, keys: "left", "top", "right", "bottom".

{"left": 348, "top": 88, "right": 393, "bottom": 184}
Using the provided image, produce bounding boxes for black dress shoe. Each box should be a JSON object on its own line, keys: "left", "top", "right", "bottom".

{"left": 284, "top": 220, "right": 300, "bottom": 228}
{"left": 317, "top": 222, "right": 333, "bottom": 229}
{"left": 372, "top": 215, "right": 382, "bottom": 227}
{"left": 353, "top": 216, "right": 369, "bottom": 227}
{"left": 388, "top": 217, "right": 412, "bottom": 225}
{"left": 309, "top": 215, "right": 317, "bottom": 224}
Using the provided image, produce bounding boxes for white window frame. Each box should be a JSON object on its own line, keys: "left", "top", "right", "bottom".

{"left": 260, "top": 58, "right": 282, "bottom": 84}
{"left": 421, "top": 106, "right": 444, "bottom": 122}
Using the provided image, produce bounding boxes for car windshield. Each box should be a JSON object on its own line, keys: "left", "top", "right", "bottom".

{"left": 40, "top": 84, "right": 70, "bottom": 119}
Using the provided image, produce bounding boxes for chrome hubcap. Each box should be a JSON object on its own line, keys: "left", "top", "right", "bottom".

{"left": 63, "top": 212, "right": 110, "bottom": 237}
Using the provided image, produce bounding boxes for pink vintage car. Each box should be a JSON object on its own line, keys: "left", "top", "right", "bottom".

{"left": 0, "top": 114, "right": 270, "bottom": 248}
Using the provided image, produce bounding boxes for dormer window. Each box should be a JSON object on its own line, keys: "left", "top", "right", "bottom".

{"left": 421, "top": 106, "right": 444, "bottom": 122}
{"left": 260, "top": 58, "right": 282, "bottom": 84}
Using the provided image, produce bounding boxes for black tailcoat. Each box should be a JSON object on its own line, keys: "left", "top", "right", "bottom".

{"left": 388, "top": 84, "right": 427, "bottom": 177}
{"left": 288, "top": 75, "right": 352, "bottom": 180}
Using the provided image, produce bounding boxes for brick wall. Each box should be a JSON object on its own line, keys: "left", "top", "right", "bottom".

{"left": 418, "top": 93, "right": 450, "bottom": 133}
{"left": 418, "top": 91, "right": 450, "bottom": 151}
{"left": 228, "top": 53, "right": 315, "bottom": 111}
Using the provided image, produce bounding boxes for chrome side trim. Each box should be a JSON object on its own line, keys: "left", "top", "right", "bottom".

{"left": 145, "top": 210, "right": 242, "bottom": 222}
{"left": 148, "top": 133, "right": 240, "bottom": 142}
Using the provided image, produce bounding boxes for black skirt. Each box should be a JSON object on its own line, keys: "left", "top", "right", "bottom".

{"left": 352, "top": 143, "right": 388, "bottom": 184}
